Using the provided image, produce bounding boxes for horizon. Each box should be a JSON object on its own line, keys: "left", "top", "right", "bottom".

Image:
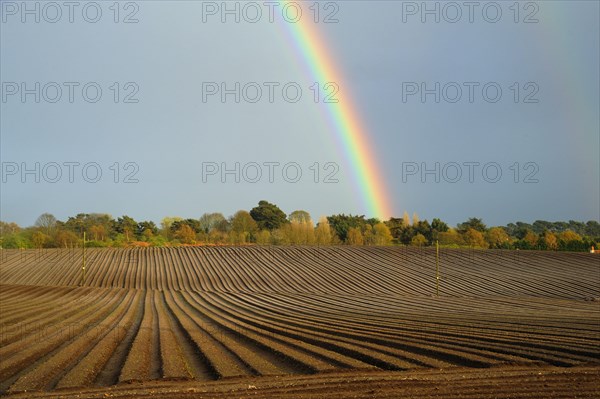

{"left": 3, "top": 207, "right": 599, "bottom": 231}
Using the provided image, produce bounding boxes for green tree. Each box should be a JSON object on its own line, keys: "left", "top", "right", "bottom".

{"left": 116, "top": 216, "right": 138, "bottom": 241}
{"left": 137, "top": 221, "right": 158, "bottom": 237}
{"left": 250, "top": 201, "right": 288, "bottom": 230}
{"left": 171, "top": 219, "right": 202, "bottom": 234}
{"left": 399, "top": 226, "right": 416, "bottom": 245}
{"left": 431, "top": 218, "right": 449, "bottom": 232}
{"left": 385, "top": 217, "right": 404, "bottom": 243}
{"left": 414, "top": 220, "right": 433, "bottom": 244}
{"left": 458, "top": 218, "right": 487, "bottom": 233}
{"left": 327, "top": 214, "right": 369, "bottom": 242}
{"left": 431, "top": 218, "right": 449, "bottom": 240}
{"left": 2, "top": 233, "right": 30, "bottom": 249}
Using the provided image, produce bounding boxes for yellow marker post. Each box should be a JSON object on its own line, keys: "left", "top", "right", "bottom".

{"left": 436, "top": 240, "right": 440, "bottom": 296}
{"left": 82, "top": 231, "right": 86, "bottom": 286}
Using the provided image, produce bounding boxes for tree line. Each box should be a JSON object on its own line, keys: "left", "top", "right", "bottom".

{"left": 0, "top": 200, "right": 598, "bottom": 252}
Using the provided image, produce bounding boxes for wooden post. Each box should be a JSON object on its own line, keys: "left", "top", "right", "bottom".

{"left": 82, "top": 232, "right": 86, "bottom": 285}
{"left": 436, "top": 240, "right": 440, "bottom": 296}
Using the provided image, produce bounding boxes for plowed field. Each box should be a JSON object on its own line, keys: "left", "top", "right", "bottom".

{"left": 1, "top": 247, "right": 599, "bottom": 398}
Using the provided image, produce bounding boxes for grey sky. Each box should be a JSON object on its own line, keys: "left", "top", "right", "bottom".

{"left": 1, "top": 1, "right": 599, "bottom": 227}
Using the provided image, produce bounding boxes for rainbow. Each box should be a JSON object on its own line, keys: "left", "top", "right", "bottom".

{"left": 277, "top": 1, "right": 394, "bottom": 220}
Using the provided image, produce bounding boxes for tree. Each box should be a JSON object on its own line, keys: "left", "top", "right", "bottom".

{"left": 55, "top": 230, "right": 79, "bottom": 248}
{"left": 1, "top": 233, "right": 30, "bottom": 249}
{"left": 174, "top": 224, "right": 195, "bottom": 244}
{"left": 412, "top": 212, "right": 420, "bottom": 226}
{"left": 438, "top": 229, "right": 464, "bottom": 246}
{"left": 558, "top": 230, "right": 582, "bottom": 242}
{"left": 399, "top": 225, "right": 416, "bottom": 245}
{"left": 64, "top": 213, "right": 89, "bottom": 234}
{"left": 89, "top": 224, "right": 107, "bottom": 241}
{"left": 31, "top": 231, "right": 50, "bottom": 248}
{"left": 282, "top": 220, "right": 315, "bottom": 245}
{"left": 315, "top": 216, "right": 333, "bottom": 245}
{"left": 35, "top": 213, "right": 57, "bottom": 235}
{"left": 327, "top": 214, "right": 368, "bottom": 242}
{"left": 116, "top": 216, "right": 138, "bottom": 241}
{"left": 557, "top": 230, "right": 583, "bottom": 251}
{"left": 431, "top": 218, "right": 449, "bottom": 233}
{"left": 458, "top": 218, "right": 487, "bottom": 233}
{"left": 543, "top": 231, "right": 558, "bottom": 250}
{"left": 411, "top": 233, "right": 427, "bottom": 247}
{"left": 230, "top": 210, "right": 258, "bottom": 243}
{"left": 255, "top": 230, "right": 272, "bottom": 245}
{"left": 199, "top": 213, "right": 227, "bottom": 234}
{"left": 363, "top": 225, "right": 375, "bottom": 245}
{"left": 160, "top": 216, "right": 182, "bottom": 240}
{"left": 0, "top": 221, "right": 21, "bottom": 236}
{"left": 523, "top": 231, "right": 539, "bottom": 248}
{"left": 413, "top": 220, "right": 433, "bottom": 244}
{"left": 585, "top": 220, "right": 600, "bottom": 237}
{"left": 486, "top": 227, "right": 510, "bottom": 249}
{"left": 250, "top": 201, "right": 288, "bottom": 231}
{"left": 385, "top": 218, "right": 403, "bottom": 242}
{"left": 137, "top": 221, "right": 158, "bottom": 237}
{"left": 289, "top": 210, "right": 312, "bottom": 224}
{"left": 161, "top": 217, "right": 182, "bottom": 232}
{"left": 171, "top": 219, "right": 202, "bottom": 234}
{"left": 463, "top": 228, "right": 486, "bottom": 248}
{"left": 346, "top": 227, "right": 364, "bottom": 245}
{"left": 403, "top": 211, "right": 411, "bottom": 227}
{"left": 372, "top": 223, "right": 393, "bottom": 245}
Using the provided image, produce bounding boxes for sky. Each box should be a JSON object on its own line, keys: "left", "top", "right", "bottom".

{"left": 1, "top": 0, "right": 599, "bottom": 227}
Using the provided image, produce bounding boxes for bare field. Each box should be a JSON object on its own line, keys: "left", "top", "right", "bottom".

{"left": 0, "top": 247, "right": 599, "bottom": 398}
